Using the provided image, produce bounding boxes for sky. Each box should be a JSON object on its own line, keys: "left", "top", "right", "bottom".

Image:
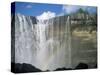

{"left": 12, "top": 2, "right": 97, "bottom": 20}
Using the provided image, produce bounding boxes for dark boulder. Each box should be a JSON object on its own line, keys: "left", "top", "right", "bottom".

{"left": 54, "top": 67, "right": 72, "bottom": 71}
{"left": 11, "top": 63, "right": 41, "bottom": 73}
{"left": 75, "top": 63, "right": 88, "bottom": 69}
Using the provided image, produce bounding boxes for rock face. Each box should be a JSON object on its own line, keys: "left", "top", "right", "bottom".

{"left": 70, "top": 11, "right": 97, "bottom": 69}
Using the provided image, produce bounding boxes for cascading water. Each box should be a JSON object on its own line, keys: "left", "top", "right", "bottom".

{"left": 13, "top": 13, "right": 72, "bottom": 71}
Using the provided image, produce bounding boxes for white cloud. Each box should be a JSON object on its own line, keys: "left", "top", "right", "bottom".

{"left": 26, "top": 5, "right": 32, "bottom": 8}
{"left": 36, "top": 11, "right": 56, "bottom": 20}
{"left": 62, "top": 5, "right": 79, "bottom": 14}
{"left": 62, "top": 5, "right": 88, "bottom": 14}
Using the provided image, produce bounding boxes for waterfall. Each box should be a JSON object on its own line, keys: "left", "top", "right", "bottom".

{"left": 13, "top": 13, "right": 72, "bottom": 71}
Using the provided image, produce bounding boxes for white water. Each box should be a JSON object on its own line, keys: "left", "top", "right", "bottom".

{"left": 14, "top": 14, "right": 72, "bottom": 71}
